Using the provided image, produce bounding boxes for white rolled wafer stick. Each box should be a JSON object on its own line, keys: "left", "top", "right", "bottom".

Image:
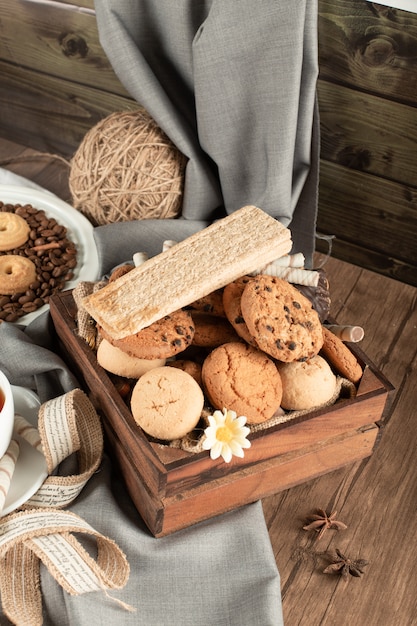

{"left": 251, "top": 265, "right": 319, "bottom": 287}
{"left": 324, "top": 324, "right": 364, "bottom": 343}
{"left": 133, "top": 252, "right": 149, "bottom": 267}
{"left": 267, "top": 252, "right": 305, "bottom": 268}
{"left": 13, "top": 414, "right": 43, "bottom": 452}
{"left": 162, "top": 240, "right": 178, "bottom": 252}
{"left": 0, "top": 438, "right": 20, "bottom": 512}
{"left": 250, "top": 253, "right": 305, "bottom": 276}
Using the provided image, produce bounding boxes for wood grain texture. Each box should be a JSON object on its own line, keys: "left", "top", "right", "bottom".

{"left": 0, "top": 0, "right": 127, "bottom": 95}
{"left": 0, "top": 61, "right": 138, "bottom": 157}
{"left": 318, "top": 0, "right": 417, "bottom": 103}
{"left": 263, "top": 253, "right": 417, "bottom": 625}
{"left": 53, "top": 0, "right": 94, "bottom": 8}
{"left": 318, "top": 81, "right": 417, "bottom": 186}
{"left": 1, "top": 142, "right": 416, "bottom": 622}
{"left": 317, "top": 160, "right": 417, "bottom": 285}
{"left": 318, "top": 0, "right": 417, "bottom": 286}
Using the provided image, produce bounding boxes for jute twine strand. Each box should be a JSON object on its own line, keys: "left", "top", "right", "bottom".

{"left": 69, "top": 110, "right": 187, "bottom": 226}
{"left": 0, "top": 510, "right": 132, "bottom": 626}
{"left": 0, "top": 389, "right": 133, "bottom": 625}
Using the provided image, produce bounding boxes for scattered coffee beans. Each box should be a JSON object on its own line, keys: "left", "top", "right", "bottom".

{"left": 0, "top": 201, "right": 78, "bottom": 322}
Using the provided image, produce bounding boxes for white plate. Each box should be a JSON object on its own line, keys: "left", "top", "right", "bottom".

{"left": 0, "top": 184, "right": 100, "bottom": 325}
{"left": 1, "top": 386, "right": 47, "bottom": 516}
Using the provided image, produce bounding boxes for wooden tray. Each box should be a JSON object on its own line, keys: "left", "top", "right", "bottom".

{"left": 50, "top": 290, "right": 394, "bottom": 537}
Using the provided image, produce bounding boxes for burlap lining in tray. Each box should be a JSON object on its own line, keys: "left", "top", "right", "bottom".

{"left": 170, "top": 376, "right": 356, "bottom": 454}
{"left": 73, "top": 281, "right": 357, "bottom": 456}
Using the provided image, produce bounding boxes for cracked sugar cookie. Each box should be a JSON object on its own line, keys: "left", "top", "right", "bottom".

{"left": 202, "top": 341, "right": 282, "bottom": 424}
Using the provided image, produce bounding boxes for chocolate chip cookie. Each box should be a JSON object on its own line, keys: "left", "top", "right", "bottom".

{"left": 222, "top": 276, "right": 257, "bottom": 346}
{"left": 191, "top": 312, "right": 241, "bottom": 348}
{"left": 240, "top": 275, "right": 323, "bottom": 362}
{"left": 99, "top": 308, "right": 195, "bottom": 359}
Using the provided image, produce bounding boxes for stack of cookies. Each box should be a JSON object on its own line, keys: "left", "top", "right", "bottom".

{"left": 81, "top": 206, "right": 363, "bottom": 445}
{"left": 93, "top": 269, "right": 362, "bottom": 444}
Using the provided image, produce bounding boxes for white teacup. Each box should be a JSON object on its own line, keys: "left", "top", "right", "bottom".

{"left": 0, "top": 370, "right": 14, "bottom": 459}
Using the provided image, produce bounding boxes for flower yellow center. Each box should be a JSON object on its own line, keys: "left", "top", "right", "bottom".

{"left": 216, "top": 426, "right": 233, "bottom": 443}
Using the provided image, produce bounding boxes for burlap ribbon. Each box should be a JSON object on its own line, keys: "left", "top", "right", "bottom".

{"left": 0, "top": 389, "right": 132, "bottom": 625}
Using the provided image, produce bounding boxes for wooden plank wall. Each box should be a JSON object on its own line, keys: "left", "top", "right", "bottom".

{"left": 317, "top": 0, "right": 417, "bottom": 285}
{"left": 0, "top": 0, "right": 416, "bottom": 286}
{"left": 0, "top": 0, "right": 137, "bottom": 155}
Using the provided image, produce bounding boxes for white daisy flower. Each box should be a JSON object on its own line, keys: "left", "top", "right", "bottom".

{"left": 202, "top": 408, "right": 251, "bottom": 463}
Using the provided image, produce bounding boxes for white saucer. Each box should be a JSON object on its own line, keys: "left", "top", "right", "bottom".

{"left": 0, "top": 184, "right": 100, "bottom": 325}
{"left": 1, "top": 386, "right": 48, "bottom": 516}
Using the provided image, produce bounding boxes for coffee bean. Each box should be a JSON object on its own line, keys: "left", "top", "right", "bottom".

{"left": 0, "top": 202, "right": 78, "bottom": 320}
{"left": 5, "top": 312, "right": 19, "bottom": 322}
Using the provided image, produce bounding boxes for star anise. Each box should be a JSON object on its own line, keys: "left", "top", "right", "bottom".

{"left": 323, "top": 548, "right": 369, "bottom": 579}
{"left": 303, "top": 508, "right": 347, "bottom": 540}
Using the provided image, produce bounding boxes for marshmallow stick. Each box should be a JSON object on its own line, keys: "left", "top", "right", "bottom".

{"left": 0, "top": 438, "right": 20, "bottom": 512}
{"left": 325, "top": 324, "right": 365, "bottom": 343}
{"left": 251, "top": 265, "right": 319, "bottom": 287}
{"left": 13, "top": 414, "right": 43, "bottom": 452}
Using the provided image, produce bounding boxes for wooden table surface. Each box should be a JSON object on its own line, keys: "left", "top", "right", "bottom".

{"left": 1, "top": 139, "right": 416, "bottom": 625}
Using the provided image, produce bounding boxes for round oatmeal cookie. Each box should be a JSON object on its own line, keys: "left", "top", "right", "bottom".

{"left": 222, "top": 276, "right": 257, "bottom": 346}
{"left": 202, "top": 341, "right": 283, "bottom": 424}
{"left": 97, "top": 338, "right": 166, "bottom": 378}
{"left": 191, "top": 312, "right": 241, "bottom": 348}
{"left": 99, "top": 308, "right": 195, "bottom": 359}
{"left": 277, "top": 354, "right": 337, "bottom": 410}
{"left": 186, "top": 288, "right": 226, "bottom": 317}
{"left": 167, "top": 359, "right": 203, "bottom": 387}
{"left": 240, "top": 275, "right": 323, "bottom": 362}
{"left": 108, "top": 264, "right": 134, "bottom": 282}
{"left": 320, "top": 326, "right": 363, "bottom": 383}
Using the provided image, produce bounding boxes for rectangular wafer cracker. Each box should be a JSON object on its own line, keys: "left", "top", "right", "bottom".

{"left": 82, "top": 205, "right": 292, "bottom": 339}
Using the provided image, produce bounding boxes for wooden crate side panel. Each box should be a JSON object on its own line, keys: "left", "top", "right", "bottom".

{"left": 0, "top": 61, "right": 138, "bottom": 156}
{"left": 158, "top": 426, "right": 379, "bottom": 537}
{"left": 318, "top": 0, "right": 417, "bottom": 104}
{"left": 103, "top": 420, "right": 165, "bottom": 537}
{"left": 164, "top": 392, "right": 387, "bottom": 496}
{"left": 49, "top": 296, "right": 167, "bottom": 496}
{"left": 318, "top": 81, "right": 417, "bottom": 187}
{"left": 0, "top": 0, "right": 128, "bottom": 97}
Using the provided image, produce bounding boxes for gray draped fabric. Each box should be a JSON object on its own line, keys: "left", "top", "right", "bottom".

{"left": 0, "top": 170, "right": 283, "bottom": 625}
{"left": 0, "top": 1, "right": 320, "bottom": 621}
{"left": 94, "top": 0, "right": 320, "bottom": 266}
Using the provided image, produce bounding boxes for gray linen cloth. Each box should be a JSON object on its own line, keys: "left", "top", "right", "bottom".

{"left": 0, "top": 170, "right": 284, "bottom": 624}
{"left": 93, "top": 0, "right": 320, "bottom": 269}
{"left": 0, "top": 2, "right": 320, "bottom": 619}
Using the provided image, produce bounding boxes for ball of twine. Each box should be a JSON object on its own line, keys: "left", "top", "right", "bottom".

{"left": 69, "top": 110, "right": 187, "bottom": 226}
